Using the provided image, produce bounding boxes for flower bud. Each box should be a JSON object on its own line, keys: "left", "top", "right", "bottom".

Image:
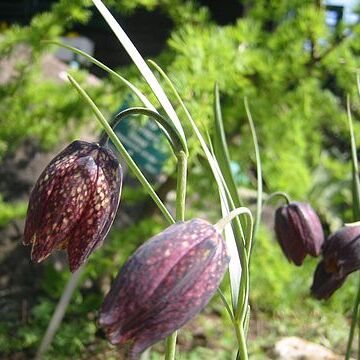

{"left": 274, "top": 202, "right": 324, "bottom": 266}
{"left": 99, "top": 218, "right": 229, "bottom": 358}
{"left": 23, "top": 140, "right": 122, "bottom": 272}
{"left": 311, "top": 225, "right": 360, "bottom": 299}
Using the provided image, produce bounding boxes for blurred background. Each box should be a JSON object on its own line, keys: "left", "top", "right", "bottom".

{"left": 1, "top": 0, "right": 360, "bottom": 359}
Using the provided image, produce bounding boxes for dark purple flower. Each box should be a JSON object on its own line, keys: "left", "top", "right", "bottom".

{"left": 99, "top": 218, "right": 229, "bottom": 358}
{"left": 274, "top": 202, "right": 324, "bottom": 266}
{"left": 23, "top": 140, "right": 122, "bottom": 272}
{"left": 311, "top": 225, "right": 360, "bottom": 299}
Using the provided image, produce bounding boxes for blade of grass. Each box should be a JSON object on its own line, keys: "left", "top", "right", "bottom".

{"left": 213, "top": 83, "right": 242, "bottom": 208}
{"left": 244, "top": 98, "right": 262, "bottom": 246}
{"left": 91, "top": 0, "right": 188, "bottom": 155}
{"left": 348, "top": 95, "right": 360, "bottom": 219}
{"left": 44, "top": 40, "right": 156, "bottom": 111}
{"left": 345, "top": 94, "right": 360, "bottom": 360}
{"left": 217, "top": 288, "right": 235, "bottom": 322}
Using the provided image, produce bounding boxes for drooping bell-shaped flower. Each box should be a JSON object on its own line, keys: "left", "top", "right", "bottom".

{"left": 274, "top": 202, "right": 324, "bottom": 266}
{"left": 99, "top": 218, "right": 229, "bottom": 358}
{"left": 311, "top": 225, "right": 360, "bottom": 300}
{"left": 23, "top": 140, "right": 122, "bottom": 272}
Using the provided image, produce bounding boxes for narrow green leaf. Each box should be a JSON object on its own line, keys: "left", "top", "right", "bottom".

{"left": 244, "top": 98, "right": 262, "bottom": 245}
{"left": 91, "top": 0, "right": 188, "bottom": 155}
{"left": 347, "top": 95, "right": 360, "bottom": 219}
{"left": 217, "top": 288, "right": 234, "bottom": 322}
{"left": 345, "top": 93, "right": 360, "bottom": 360}
{"left": 44, "top": 40, "right": 156, "bottom": 111}
{"left": 213, "top": 83, "right": 242, "bottom": 208}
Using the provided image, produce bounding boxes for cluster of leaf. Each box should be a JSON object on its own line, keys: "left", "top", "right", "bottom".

{"left": 118, "top": 0, "right": 360, "bottom": 205}
{"left": 0, "top": 195, "right": 26, "bottom": 227}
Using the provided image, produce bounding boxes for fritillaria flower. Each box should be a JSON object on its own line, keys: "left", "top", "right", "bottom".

{"left": 99, "top": 218, "right": 229, "bottom": 358}
{"left": 274, "top": 202, "right": 324, "bottom": 266}
{"left": 23, "top": 140, "right": 122, "bottom": 272}
{"left": 311, "top": 225, "right": 360, "bottom": 300}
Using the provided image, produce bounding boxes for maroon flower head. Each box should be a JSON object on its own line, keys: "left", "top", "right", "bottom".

{"left": 274, "top": 202, "right": 324, "bottom": 266}
{"left": 23, "top": 140, "right": 122, "bottom": 272}
{"left": 311, "top": 225, "right": 360, "bottom": 299}
{"left": 99, "top": 218, "right": 229, "bottom": 358}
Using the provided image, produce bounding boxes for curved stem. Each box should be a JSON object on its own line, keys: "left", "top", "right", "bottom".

{"left": 165, "top": 151, "right": 187, "bottom": 360}
{"left": 67, "top": 74, "right": 175, "bottom": 224}
{"left": 215, "top": 207, "right": 253, "bottom": 256}
{"left": 265, "top": 191, "right": 291, "bottom": 205}
{"left": 244, "top": 97, "right": 262, "bottom": 242}
{"left": 218, "top": 288, "right": 235, "bottom": 322}
{"left": 345, "top": 272, "right": 360, "bottom": 359}
{"left": 346, "top": 93, "right": 360, "bottom": 360}
{"left": 99, "top": 107, "right": 186, "bottom": 156}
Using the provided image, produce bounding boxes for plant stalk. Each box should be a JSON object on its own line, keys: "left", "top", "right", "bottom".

{"left": 164, "top": 151, "right": 187, "bottom": 360}
{"left": 346, "top": 94, "right": 360, "bottom": 360}
{"left": 265, "top": 191, "right": 291, "bottom": 205}
{"left": 234, "top": 321, "right": 249, "bottom": 360}
{"left": 345, "top": 272, "right": 360, "bottom": 360}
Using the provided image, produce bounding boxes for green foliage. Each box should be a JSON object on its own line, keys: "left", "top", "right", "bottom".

{"left": 129, "top": 0, "right": 360, "bottom": 200}
{"left": 1, "top": 0, "right": 360, "bottom": 358}
{"left": 0, "top": 195, "right": 26, "bottom": 227}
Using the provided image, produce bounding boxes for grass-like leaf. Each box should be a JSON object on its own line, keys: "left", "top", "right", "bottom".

{"left": 347, "top": 95, "right": 360, "bottom": 220}
{"left": 91, "top": 0, "right": 188, "bottom": 155}
{"left": 244, "top": 98, "right": 262, "bottom": 245}
{"left": 44, "top": 40, "right": 156, "bottom": 111}
{"left": 213, "top": 83, "right": 242, "bottom": 209}
{"left": 345, "top": 93, "right": 360, "bottom": 360}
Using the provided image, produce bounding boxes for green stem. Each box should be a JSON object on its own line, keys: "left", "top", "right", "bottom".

{"left": 346, "top": 94, "right": 360, "bottom": 360}
{"left": 358, "top": 312, "right": 360, "bottom": 360}
{"left": 165, "top": 151, "right": 187, "bottom": 360}
{"left": 215, "top": 207, "right": 253, "bottom": 253}
{"left": 345, "top": 272, "right": 360, "bottom": 360}
{"left": 99, "top": 107, "right": 186, "bottom": 156}
{"left": 244, "top": 97, "right": 262, "bottom": 242}
{"left": 175, "top": 151, "right": 187, "bottom": 221}
{"left": 265, "top": 191, "right": 291, "bottom": 205}
{"left": 235, "top": 252, "right": 250, "bottom": 325}
{"left": 67, "top": 74, "right": 175, "bottom": 225}
{"left": 234, "top": 321, "right": 249, "bottom": 360}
